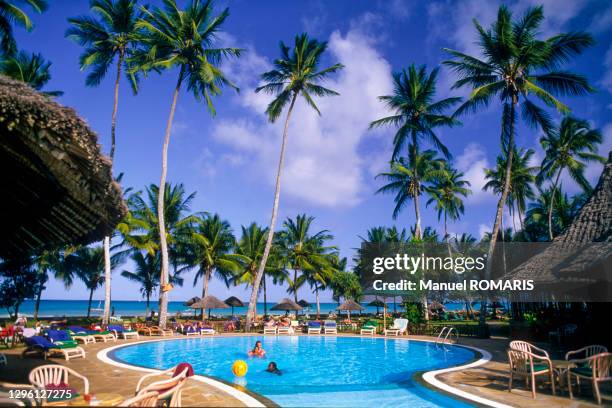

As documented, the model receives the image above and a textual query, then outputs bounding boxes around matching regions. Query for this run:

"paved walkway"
[1,333,608,407]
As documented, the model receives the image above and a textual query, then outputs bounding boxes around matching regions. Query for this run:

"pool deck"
[1,333,608,407]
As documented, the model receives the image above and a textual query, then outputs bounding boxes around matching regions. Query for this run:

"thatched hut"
[0,76,126,258]
[506,152,611,299]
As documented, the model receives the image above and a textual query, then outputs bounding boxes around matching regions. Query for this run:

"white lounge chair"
[323,320,337,334]
[360,321,377,335]
[384,318,408,336]
[307,322,321,334]
[263,326,277,335]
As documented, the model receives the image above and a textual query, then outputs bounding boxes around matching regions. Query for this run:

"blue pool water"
[111,336,476,407]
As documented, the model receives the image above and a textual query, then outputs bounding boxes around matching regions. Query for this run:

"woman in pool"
[266,362,281,375]
[248,341,266,357]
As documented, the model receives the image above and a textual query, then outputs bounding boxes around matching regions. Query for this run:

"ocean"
[2,299,468,318]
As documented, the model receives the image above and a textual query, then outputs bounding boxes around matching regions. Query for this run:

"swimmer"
[248,340,266,357]
[266,362,281,375]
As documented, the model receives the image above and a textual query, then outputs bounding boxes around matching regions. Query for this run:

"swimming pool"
[109,336,477,407]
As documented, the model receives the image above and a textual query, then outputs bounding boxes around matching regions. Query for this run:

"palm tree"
[31,250,69,321]
[525,187,587,240]
[132,0,240,329]
[232,223,286,317]
[443,5,594,315]
[370,65,461,239]
[0,50,62,95]
[187,213,240,317]
[68,246,106,318]
[121,251,159,317]
[0,0,47,54]
[376,147,446,233]
[483,147,538,231]
[276,214,336,314]
[538,117,604,240]
[425,165,471,241]
[245,33,343,330]
[67,0,141,325]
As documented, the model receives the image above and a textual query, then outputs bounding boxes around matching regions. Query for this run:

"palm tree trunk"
[87,287,94,319]
[34,283,43,321]
[481,99,516,327]
[263,273,268,317]
[315,286,320,318]
[413,191,423,240]
[158,69,184,329]
[518,205,525,231]
[102,53,123,326]
[293,269,299,303]
[547,169,562,241]
[245,92,298,331]
[201,266,212,320]
[145,293,150,318]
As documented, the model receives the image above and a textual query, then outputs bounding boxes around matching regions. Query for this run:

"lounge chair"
[263,325,277,335]
[384,318,408,336]
[360,320,377,335]
[149,326,173,336]
[323,320,337,334]
[23,336,85,361]
[120,391,159,407]
[136,324,153,336]
[46,330,80,348]
[29,364,89,398]
[181,324,200,336]
[136,363,192,407]
[108,325,139,340]
[507,348,555,398]
[198,324,215,335]
[68,326,115,343]
[567,352,611,405]
[277,324,294,335]
[307,321,321,334]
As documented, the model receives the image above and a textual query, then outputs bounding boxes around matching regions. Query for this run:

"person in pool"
[248,341,266,357]
[266,362,281,375]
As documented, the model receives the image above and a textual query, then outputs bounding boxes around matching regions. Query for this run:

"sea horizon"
[4,299,468,318]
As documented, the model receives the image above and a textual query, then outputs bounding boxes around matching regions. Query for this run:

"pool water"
[111,336,476,407]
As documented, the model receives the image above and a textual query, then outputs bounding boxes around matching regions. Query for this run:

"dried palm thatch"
[506,152,612,296]
[0,75,127,258]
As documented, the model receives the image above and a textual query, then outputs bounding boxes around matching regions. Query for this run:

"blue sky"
[16,0,611,303]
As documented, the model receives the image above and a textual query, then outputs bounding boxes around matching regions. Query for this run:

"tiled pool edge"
[97,339,269,408]
[418,342,514,408]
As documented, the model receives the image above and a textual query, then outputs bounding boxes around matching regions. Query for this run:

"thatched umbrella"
[337,299,364,322]
[297,299,310,316]
[271,298,302,315]
[0,76,127,258]
[184,296,201,317]
[224,296,244,316]
[367,299,385,314]
[190,295,229,319]
[428,301,445,311]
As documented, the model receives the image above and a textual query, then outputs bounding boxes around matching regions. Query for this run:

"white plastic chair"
[29,364,90,395]
[384,318,408,336]
[135,366,189,407]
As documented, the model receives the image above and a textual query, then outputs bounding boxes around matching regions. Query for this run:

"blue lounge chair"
[107,325,139,340]
[46,330,79,348]
[22,336,85,361]
[68,326,115,342]
[323,320,337,334]
[307,321,321,334]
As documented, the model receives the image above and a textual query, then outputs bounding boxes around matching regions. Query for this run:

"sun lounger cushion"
[308,322,321,327]
[25,336,58,350]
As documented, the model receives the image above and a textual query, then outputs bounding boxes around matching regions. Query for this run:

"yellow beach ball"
[232,360,248,377]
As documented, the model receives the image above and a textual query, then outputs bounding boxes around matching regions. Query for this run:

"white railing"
[435,326,458,345]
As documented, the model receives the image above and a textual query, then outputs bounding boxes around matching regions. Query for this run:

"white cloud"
[478,224,490,239]
[601,47,612,93]
[591,5,612,33]
[212,27,394,207]
[455,143,494,203]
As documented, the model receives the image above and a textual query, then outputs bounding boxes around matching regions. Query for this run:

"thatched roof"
[190,295,229,309]
[337,299,365,311]
[184,296,201,306]
[271,298,302,311]
[297,299,311,308]
[0,76,127,258]
[506,152,612,289]
[224,296,244,307]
